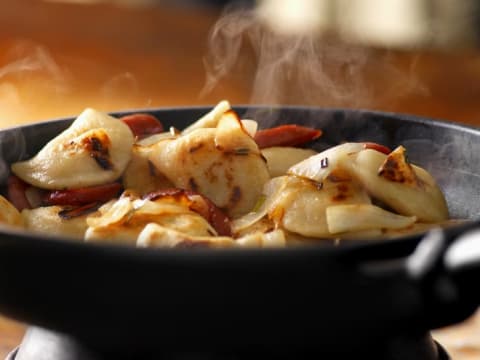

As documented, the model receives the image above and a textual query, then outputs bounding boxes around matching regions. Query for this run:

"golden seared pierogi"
[0,101,453,247]
[147,110,270,218]
[12,108,134,190]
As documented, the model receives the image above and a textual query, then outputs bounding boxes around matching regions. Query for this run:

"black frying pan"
[0,106,478,357]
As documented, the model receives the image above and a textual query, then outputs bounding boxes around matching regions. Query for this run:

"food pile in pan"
[0,101,450,248]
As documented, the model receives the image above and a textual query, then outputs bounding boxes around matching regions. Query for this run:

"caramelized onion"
[326,204,417,234]
[288,142,365,183]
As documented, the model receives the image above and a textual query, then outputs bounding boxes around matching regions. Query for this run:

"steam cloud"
[100,71,141,106]
[0,40,72,94]
[202,6,429,108]
[0,40,143,183]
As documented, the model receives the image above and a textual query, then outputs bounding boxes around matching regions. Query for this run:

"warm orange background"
[0,1,479,358]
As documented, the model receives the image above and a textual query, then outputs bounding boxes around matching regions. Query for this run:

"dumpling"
[148,110,270,217]
[268,175,371,237]
[85,193,217,246]
[348,146,448,222]
[21,205,89,239]
[122,143,174,196]
[12,108,134,189]
[137,223,285,249]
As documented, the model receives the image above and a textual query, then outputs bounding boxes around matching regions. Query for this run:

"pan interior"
[0,106,478,234]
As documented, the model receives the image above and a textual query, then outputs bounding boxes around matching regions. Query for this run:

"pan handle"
[404,228,480,329]
[444,228,480,309]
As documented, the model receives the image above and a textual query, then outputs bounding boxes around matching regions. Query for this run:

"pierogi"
[1,101,451,248]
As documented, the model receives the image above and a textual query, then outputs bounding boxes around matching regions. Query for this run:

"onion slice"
[288,142,365,182]
[0,195,23,227]
[137,223,233,248]
[234,229,286,248]
[326,204,417,234]
[230,177,285,234]
[86,197,132,228]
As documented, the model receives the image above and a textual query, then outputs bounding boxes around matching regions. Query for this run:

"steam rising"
[101,71,140,105]
[0,40,71,94]
[202,6,428,108]
[0,39,149,127]
[0,129,27,184]
[0,40,71,128]
[0,41,144,183]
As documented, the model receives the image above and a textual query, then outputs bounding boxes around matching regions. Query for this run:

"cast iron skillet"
[0,106,478,356]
